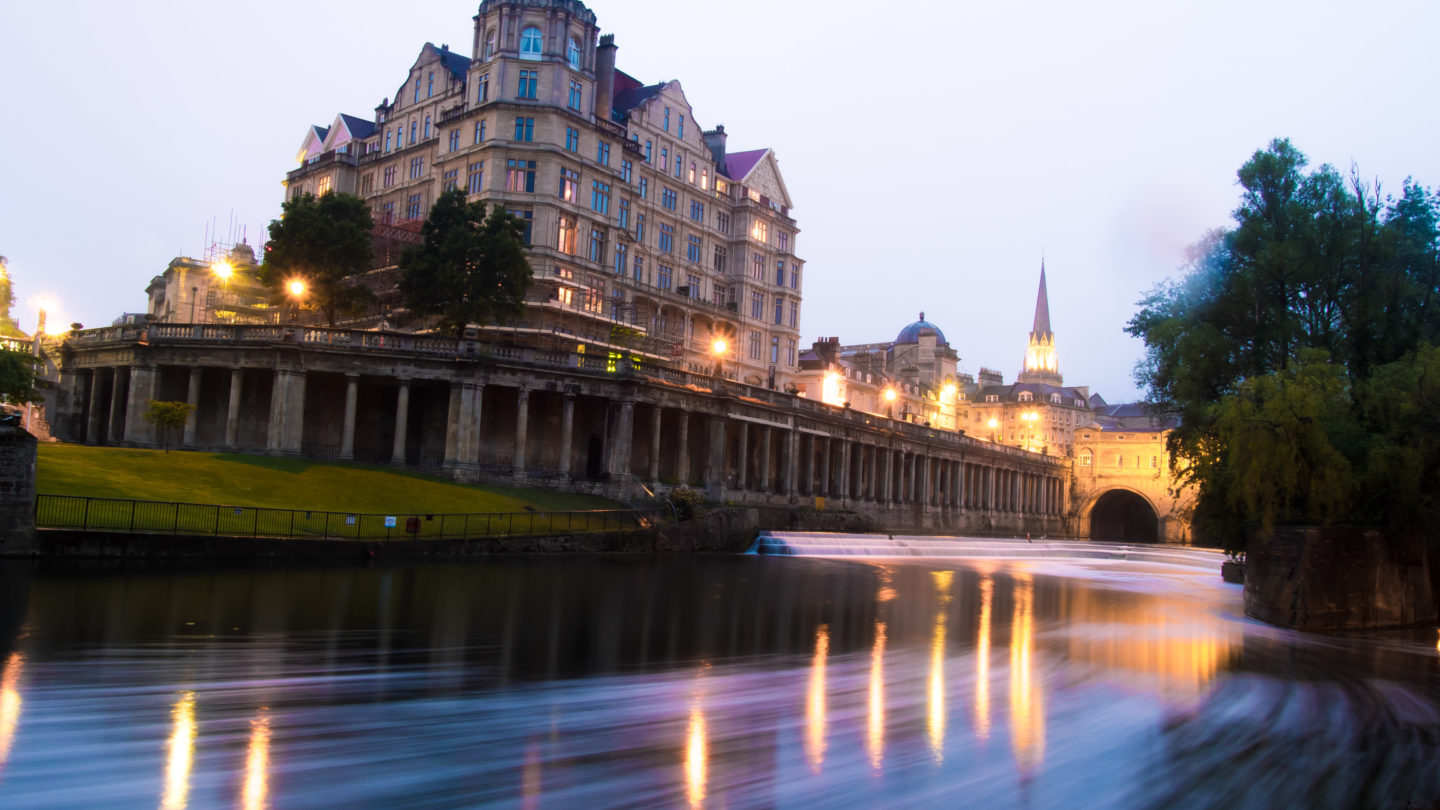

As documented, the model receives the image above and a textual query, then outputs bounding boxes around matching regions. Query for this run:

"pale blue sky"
[4,0,1438,401]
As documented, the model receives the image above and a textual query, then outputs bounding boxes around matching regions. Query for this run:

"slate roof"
[894,312,947,346]
[722,148,767,181]
[1089,402,1178,431]
[438,48,471,81]
[613,81,664,116]
[337,113,376,140]
[974,381,1091,405]
[1032,262,1052,338]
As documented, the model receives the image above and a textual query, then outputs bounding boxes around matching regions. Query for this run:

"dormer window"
[567,36,581,69]
[1018,391,1033,402]
[520,26,543,60]
[1050,393,1061,403]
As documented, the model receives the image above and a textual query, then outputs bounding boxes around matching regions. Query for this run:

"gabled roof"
[337,113,376,141]
[722,148,767,181]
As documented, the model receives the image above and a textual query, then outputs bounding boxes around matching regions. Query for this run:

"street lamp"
[883,386,897,419]
[286,278,307,322]
[211,260,233,324]
[987,417,999,443]
[710,337,727,379]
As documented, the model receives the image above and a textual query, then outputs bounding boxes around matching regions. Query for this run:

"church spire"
[1018,260,1062,385]
[1031,260,1052,340]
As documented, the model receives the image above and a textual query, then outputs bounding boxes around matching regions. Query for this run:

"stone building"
[145,244,273,326]
[1072,403,1193,542]
[282,0,805,389]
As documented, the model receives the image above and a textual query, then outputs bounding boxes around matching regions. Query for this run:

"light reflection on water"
[0,556,1435,808]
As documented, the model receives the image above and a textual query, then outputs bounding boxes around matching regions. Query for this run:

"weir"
[749,531,1222,570]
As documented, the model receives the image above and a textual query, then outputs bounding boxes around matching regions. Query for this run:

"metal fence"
[34,494,666,541]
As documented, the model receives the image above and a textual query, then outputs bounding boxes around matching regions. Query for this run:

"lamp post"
[211,260,232,324]
[286,278,307,323]
[987,417,999,444]
[710,337,727,380]
[883,386,897,420]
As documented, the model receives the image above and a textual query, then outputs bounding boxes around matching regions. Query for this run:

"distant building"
[145,244,274,325]
[280,0,806,389]
[1072,402,1193,542]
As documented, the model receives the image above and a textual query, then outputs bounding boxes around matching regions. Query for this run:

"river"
[0,549,1435,808]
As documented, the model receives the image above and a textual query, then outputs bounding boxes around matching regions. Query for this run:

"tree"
[261,192,376,326]
[0,257,24,338]
[142,400,196,453]
[0,347,39,405]
[399,190,532,336]
[1127,139,1440,550]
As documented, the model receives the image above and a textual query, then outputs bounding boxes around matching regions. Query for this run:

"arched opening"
[1089,490,1159,543]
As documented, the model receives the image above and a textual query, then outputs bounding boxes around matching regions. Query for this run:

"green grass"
[37,444,619,515]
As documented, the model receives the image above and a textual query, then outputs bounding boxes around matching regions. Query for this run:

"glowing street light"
[710,337,727,379]
[211,260,233,323]
[286,279,307,322]
[987,417,999,443]
[883,386,897,419]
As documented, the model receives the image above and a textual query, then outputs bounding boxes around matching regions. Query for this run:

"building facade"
[282,0,805,389]
[145,243,273,326]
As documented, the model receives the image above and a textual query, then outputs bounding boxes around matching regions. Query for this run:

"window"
[383,165,397,187]
[679,115,685,139]
[776,261,785,286]
[507,208,533,244]
[591,180,610,214]
[618,198,629,230]
[556,287,573,306]
[467,161,484,194]
[396,125,403,148]
[621,159,632,183]
[713,283,728,307]
[633,255,644,283]
[774,296,783,325]
[985,395,998,403]
[557,216,577,255]
[406,194,422,220]
[423,115,430,139]
[565,127,580,152]
[568,80,583,111]
[448,129,460,152]
[636,214,645,243]
[588,228,605,263]
[663,107,670,131]
[567,36,582,68]
[675,155,682,178]
[474,120,486,144]
[786,338,797,367]
[520,26,543,59]
[790,264,799,289]
[688,161,696,184]
[749,331,761,360]
[414,77,420,104]
[614,243,627,275]
[442,168,458,190]
[360,174,373,195]
[778,232,789,252]
[584,283,602,314]
[427,72,434,98]
[644,140,652,162]
[1080,450,1093,467]
[716,212,730,234]
[1050,393,1062,403]
[381,201,394,224]
[751,220,768,242]
[660,148,668,173]
[751,253,763,280]
[686,273,701,298]
[638,177,648,199]
[1018,391,1033,402]
[484,29,496,59]
[505,159,536,192]
[409,157,424,179]
[317,176,331,195]
[713,246,727,272]
[700,168,709,190]
[750,291,763,318]
[559,168,579,203]
[686,234,701,263]
[1151,455,1159,468]
[477,73,489,102]
[385,131,392,152]
[771,336,780,364]
[517,70,538,100]
[596,141,610,166]
[1117,454,1125,468]
[410,121,417,144]
[689,200,703,221]
[789,300,798,328]
[514,117,534,141]
[657,264,672,291]
[657,223,673,253]
[661,187,676,210]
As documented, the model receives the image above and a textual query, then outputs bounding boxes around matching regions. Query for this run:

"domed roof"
[894,312,947,346]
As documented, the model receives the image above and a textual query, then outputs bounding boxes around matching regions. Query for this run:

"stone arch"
[1082,486,1161,543]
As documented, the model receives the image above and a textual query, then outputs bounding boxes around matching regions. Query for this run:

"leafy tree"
[261,192,376,326]
[0,347,39,405]
[142,400,196,453]
[1128,139,1440,550]
[0,257,23,338]
[399,190,532,336]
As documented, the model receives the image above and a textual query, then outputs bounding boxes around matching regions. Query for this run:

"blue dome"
[894,312,947,345]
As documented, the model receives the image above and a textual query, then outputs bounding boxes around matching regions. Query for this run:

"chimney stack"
[594,34,617,123]
[703,124,728,169]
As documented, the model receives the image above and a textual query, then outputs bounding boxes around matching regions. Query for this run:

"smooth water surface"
[0,551,1436,808]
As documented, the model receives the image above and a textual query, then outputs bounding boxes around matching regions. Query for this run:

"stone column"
[736,421,749,490]
[339,373,360,461]
[867,444,878,502]
[705,416,726,496]
[182,368,202,448]
[784,429,798,496]
[123,365,157,446]
[608,399,634,478]
[758,426,771,495]
[225,369,243,449]
[443,383,463,467]
[802,435,814,496]
[513,387,530,476]
[881,448,893,504]
[282,370,307,455]
[647,404,661,483]
[560,393,576,478]
[838,440,850,502]
[820,437,832,497]
[107,367,128,445]
[86,369,107,444]
[675,412,690,485]
[391,379,411,465]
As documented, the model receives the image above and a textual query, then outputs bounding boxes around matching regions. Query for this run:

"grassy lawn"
[37,444,619,516]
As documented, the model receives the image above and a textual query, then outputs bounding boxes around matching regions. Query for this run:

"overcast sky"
[5,0,1438,401]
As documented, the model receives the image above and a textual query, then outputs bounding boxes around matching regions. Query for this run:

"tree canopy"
[142,400,196,453]
[399,190,532,336]
[261,192,376,326]
[0,257,25,338]
[0,347,39,405]
[1127,139,1440,549]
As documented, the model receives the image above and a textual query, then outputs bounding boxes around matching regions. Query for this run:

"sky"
[4,0,1439,401]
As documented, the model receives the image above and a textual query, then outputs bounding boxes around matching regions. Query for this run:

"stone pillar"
[802,435,814,496]
[676,412,690,485]
[86,369,107,444]
[609,399,634,478]
[736,422,749,490]
[225,369,243,449]
[443,383,463,467]
[514,387,530,475]
[560,393,576,478]
[339,373,360,461]
[647,404,661,483]
[391,379,411,465]
[867,444,878,502]
[820,438,832,497]
[882,448,893,504]
[784,429,798,496]
[836,440,849,502]
[123,365,157,446]
[758,426,771,495]
[182,368,202,448]
[107,367,128,445]
[705,416,726,497]
[282,370,307,455]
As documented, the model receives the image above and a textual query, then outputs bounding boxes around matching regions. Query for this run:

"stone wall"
[1244,526,1438,631]
[0,425,37,555]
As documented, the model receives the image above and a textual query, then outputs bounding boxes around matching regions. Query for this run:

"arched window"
[1079,449,1092,467]
[484,29,496,59]
[520,26,543,60]
[567,36,581,68]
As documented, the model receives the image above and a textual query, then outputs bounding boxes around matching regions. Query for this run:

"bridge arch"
[1082,486,1161,543]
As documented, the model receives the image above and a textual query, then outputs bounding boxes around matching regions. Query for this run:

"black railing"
[35,494,666,541]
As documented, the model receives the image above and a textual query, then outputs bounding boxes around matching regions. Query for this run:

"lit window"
[559,168,579,202]
[520,27,543,60]
[505,159,535,192]
[317,176,331,195]
[700,168,709,190]
[557,216,577,255]
[1080,450,1092,467]
[751,220,768,242]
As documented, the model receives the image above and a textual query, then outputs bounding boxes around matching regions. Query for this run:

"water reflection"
[0,557,1435,808]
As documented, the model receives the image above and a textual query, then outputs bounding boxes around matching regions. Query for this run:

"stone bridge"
[49,323,1070,535]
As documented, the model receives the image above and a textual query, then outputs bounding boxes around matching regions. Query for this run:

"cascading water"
[749,531,1223,570]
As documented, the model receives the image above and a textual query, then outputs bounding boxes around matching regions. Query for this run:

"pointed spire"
[1031,260,1052,339]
